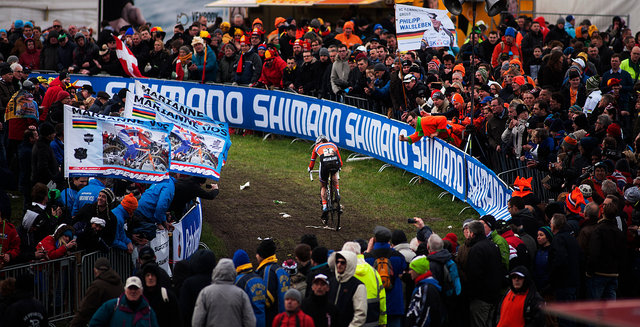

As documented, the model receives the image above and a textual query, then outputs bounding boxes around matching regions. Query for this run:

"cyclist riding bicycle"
[118,127,153,161]
[308,135,343,214]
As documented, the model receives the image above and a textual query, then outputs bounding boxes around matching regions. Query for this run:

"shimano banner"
[63,105,173,183]
[172,201,203,262]
[49,74,510,219]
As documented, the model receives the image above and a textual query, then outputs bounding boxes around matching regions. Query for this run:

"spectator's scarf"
[175,53,192,81]
[236,52,245,74]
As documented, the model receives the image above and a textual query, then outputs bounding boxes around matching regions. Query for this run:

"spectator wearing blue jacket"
[189,37,217,82]
[72,177,108,216]
[365,226,407,327]
[111,193,137,253]
[135,176,175,227]
[233,249,267,327]
[50,123,64,167]
[58,176,88,213]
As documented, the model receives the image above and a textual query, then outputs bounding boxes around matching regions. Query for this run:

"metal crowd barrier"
[0,254,79,322]
[0,249,134,323]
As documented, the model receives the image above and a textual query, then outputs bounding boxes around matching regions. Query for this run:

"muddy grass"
[202,159,371,259]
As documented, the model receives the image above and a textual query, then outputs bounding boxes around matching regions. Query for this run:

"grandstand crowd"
[0,5,640,327]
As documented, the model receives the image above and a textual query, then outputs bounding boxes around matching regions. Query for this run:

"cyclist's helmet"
[315,135,328,145]
[282,258,298,275]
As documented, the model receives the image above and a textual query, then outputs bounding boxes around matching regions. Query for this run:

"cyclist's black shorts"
[319,154,341,183]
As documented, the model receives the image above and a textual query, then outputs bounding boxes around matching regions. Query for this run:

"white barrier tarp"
[535,0,638,34]
[0,1,98,32]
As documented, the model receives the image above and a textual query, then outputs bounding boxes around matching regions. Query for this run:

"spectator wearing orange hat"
[235,35,262,85]
[112,193,138,253]
[335,21,361,49]
[258,49,287,88]
[269,17,286,39]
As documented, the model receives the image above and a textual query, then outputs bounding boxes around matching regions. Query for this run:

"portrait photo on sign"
[421,12,455,49]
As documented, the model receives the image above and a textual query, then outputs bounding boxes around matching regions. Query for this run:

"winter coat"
[73,221,109,253]
[57,42,77,71]
[89,293,159,327]
[586,218,626,276]
[256,255,291,325]
[72,178,105,216]
[490,230,511,270]
[235,51,262,85]
[50,137,64,167]
[305,262,334,296]
[0,220,20,265]
[258,56,287,88]
[217,53,239,83]
[70,268,123,327]
[500,230,531,269]
[364,243,406,316]
[295,58,321,95]
[330,57,351,94]
[549,226,581,289]
[192,258,256,327]
[135,177,175,224]
[19,46,40,70]
[179,249,217,327]
[72,36,99,71]
[301,293,338,327]
[393,242,416,264]
[75,202,117,247]
[235,268,267,327]
[465,234,505,304]
[406,275,443,327]
[1,290,48,327]
[328,251,367,327]
[496,266,544,327]
[37,234,68,260]
[192,45,218,82]
[31,137,58,186]
[146,50,172,79]
[143,284,182,327]
[353,253,386,326]
[40,43,59,71]
[272,309,315,327]
[111,205,132,251]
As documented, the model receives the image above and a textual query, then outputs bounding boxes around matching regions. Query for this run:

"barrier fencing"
[0,249,133,323]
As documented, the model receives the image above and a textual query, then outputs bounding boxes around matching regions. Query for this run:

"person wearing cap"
[70,258,123,327]
[90,276,159,327]
[342,241,387,326]
[231,249,266,327]
[335,21,361,49]
[495,265,543,326]
[302,273,338,327]
[0,63,15,109]
[406,255,444,327]
[89,90,110,113]
[491,27,522,68]
[235,35,262,85]
[327,250,367,327]
[55,32,76,72]
[110,193,137,254]
[255,49,285,88]
[463,220,505,327]
[189,36,218,83]
[71,176,108,216]
[71,32,99,75]
[272,288,314,326]
[364,226,406,326]
[192,258,256,327]
[544,17,571,48]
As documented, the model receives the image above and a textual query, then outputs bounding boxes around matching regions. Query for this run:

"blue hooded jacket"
[111,204,132,250]
[192,44,218,82]
[72,178,105,216]
[135,177,175,224]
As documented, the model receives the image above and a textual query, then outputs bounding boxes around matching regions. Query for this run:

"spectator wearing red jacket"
[258,50,287,88]
[272,289,315,327]
[36,224,76,261]
[0,212,21,268]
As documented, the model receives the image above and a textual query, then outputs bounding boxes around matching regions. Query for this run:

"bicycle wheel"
[331,179,341,231]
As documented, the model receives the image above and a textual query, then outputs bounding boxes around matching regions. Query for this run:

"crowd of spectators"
[0,6,640,327]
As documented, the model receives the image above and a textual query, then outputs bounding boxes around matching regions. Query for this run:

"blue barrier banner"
[63,105,173,183]
[466,155,512,220]
[172,201,202,262]
[50,74,511,218]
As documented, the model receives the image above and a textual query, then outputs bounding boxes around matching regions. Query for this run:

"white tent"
[0,1,99,31]
[535,0,638,33]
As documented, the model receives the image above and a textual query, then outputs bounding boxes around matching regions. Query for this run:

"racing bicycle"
[310,169,341,231]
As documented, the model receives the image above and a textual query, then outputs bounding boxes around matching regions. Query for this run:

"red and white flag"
[113,35,144,78]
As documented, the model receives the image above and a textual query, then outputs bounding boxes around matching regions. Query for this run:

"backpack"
[372,248,395,290]
[442,259,462,297]
[262,263,290,312]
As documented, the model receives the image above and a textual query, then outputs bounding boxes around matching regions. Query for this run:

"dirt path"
[202,161,374,258]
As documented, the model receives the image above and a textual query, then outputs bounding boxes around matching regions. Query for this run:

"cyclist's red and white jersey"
[309,142,343,170]
[119,127,152,147]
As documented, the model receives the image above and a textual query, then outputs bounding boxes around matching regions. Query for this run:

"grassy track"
[200,134,474,253]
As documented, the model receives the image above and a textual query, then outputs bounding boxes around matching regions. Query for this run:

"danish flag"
[113,35,144,78]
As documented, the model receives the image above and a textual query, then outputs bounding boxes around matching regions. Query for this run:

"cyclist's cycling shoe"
[321,211,328,225]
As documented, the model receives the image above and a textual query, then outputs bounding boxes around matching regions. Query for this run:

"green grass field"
[199,134,474,253]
